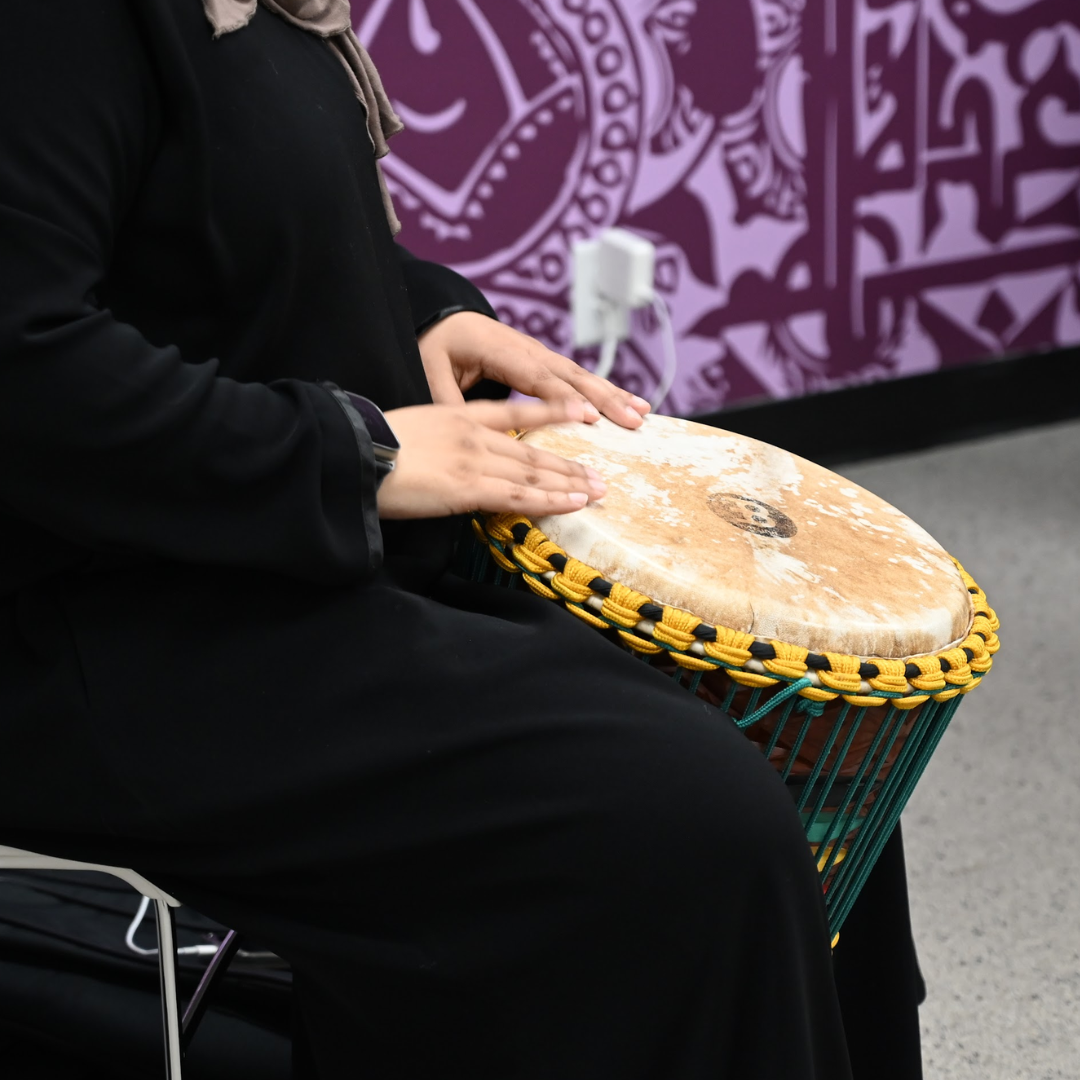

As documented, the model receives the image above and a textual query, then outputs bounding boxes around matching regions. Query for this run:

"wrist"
[324,386,400,487]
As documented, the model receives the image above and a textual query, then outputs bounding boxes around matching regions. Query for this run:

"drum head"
[521,415,973,658]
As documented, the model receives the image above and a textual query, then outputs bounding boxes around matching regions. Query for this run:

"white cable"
[595,333,620,381]
[124,895,225,958]
[125,895,158,956]
[649,293,678,411]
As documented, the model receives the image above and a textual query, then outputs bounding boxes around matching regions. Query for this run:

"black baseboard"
[693,346,1080,467]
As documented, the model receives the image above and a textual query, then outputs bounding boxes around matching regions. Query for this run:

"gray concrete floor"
[840,418,1080,1080]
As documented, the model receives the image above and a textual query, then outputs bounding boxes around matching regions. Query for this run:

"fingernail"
[568,492,589,507]
[564,400,586,421]
[583,403,601,422]
[585,468,604,482]
[631,396,651,411]
[625,406,643,423]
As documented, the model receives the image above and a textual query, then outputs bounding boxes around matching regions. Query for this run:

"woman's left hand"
[418,311,651,430]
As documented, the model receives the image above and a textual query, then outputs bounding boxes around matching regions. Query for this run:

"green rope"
[735,678,814,729]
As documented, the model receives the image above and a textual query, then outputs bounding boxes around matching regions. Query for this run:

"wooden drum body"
[470,416,999,933]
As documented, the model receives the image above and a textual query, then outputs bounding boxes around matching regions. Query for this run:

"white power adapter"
[598,228,656,310]
[571,228,677,409]
[572,228,656,351]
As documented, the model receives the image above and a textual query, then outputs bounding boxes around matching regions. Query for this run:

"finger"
[474,333,601,418]
[561,363,652,429]
[483,429,601,484]
[473,477,591,518]
[547,344,650,414]
[464,397,587,432]
[422,351,467,406]
[482,438,607,498]
[478,453,603,500]
[517,344,651,429]
[511,359,604,423]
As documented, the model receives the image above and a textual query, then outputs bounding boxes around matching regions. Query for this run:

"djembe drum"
[469,415,999,935]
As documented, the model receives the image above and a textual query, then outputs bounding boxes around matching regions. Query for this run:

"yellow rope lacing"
[475,515,1000,710]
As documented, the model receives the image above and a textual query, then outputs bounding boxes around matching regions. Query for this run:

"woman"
[0,3,902,1077]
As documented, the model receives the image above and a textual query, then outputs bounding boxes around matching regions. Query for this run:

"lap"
[2,565,803,878]
[0,564,849,1080]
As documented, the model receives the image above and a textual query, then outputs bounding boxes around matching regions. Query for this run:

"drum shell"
[698,674,920,782]
[603,634,918,788]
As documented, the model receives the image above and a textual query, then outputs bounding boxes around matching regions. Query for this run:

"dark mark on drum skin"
[708,493,798,540]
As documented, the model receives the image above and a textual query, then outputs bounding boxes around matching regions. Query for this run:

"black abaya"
[0,3,919,1077]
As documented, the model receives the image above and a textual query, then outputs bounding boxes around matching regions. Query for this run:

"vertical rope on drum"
[802,703,861,866]
[836,704,940,918]
[721,680,740,715]
[827,698,950,927]
[814,703,899,891]
[791,702,848,821]
[831,694,963,929]
[825,702,913,921]
[780,711,816,786]
[763,695,800,764]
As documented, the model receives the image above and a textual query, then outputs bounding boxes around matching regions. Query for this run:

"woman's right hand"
[377,400,607,521]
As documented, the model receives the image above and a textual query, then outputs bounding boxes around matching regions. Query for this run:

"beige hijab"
[203,0,404,233]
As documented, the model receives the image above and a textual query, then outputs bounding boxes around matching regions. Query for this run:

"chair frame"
[0,845,241,1079]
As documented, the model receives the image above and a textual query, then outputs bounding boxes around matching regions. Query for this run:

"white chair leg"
[154,898,184,1080]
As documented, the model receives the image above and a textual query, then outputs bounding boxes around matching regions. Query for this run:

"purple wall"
[353,0,1080,415]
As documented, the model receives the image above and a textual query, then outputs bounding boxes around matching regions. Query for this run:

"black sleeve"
[394,247,510,402]
[0,2,382,586]
[395,245,499,336]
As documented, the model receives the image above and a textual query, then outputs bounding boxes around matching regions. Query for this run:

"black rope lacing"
[501,523,982,681]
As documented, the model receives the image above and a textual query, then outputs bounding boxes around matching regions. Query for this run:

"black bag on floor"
[0,870,291,1079]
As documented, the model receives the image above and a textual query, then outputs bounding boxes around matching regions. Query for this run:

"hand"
[418,311,651,429]
[377,399,607,521]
